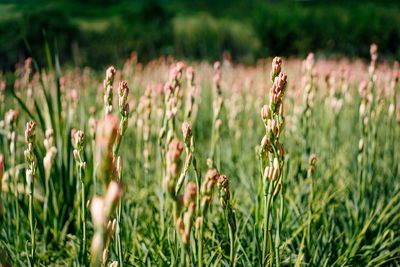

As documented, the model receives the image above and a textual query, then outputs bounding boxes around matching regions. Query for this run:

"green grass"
[0,53,399,266]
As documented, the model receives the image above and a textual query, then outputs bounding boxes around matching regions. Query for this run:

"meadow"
[0,45,399,266]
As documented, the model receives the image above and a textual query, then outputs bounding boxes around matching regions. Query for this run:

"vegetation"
[0,41,399,266]
[0,0,399,70]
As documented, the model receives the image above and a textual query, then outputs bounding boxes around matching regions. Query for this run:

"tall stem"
[79,165,86,265]
[228,218,235,266]
[29,175,35,266]
[198,217,203,267]
[11,144,20,248]
[262,182,273,266]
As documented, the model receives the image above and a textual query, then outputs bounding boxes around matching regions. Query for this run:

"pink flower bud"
[104,181,124,213]
[91,196,106,228]
[183,182,197,206]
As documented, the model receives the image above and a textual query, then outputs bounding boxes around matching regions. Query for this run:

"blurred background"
[0,0,399,70]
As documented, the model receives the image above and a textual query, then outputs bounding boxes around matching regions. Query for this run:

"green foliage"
[0,1,400,70]
[173,14,260,63]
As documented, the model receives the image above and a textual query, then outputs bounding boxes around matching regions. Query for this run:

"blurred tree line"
[0,0,399,70]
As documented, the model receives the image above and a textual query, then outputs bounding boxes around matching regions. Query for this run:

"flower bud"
[358,138,364,151]
[182,121,192,146]
[74,130,85,149]
[96,114,118,183]
[271,57,282,81]
[26,169,33,186]
[273,157,279,170]
[25,120,36,144]
[105,66,116,86]
[261,105,270,122]
[91,196,106,228]
[183,182,197,207]
[104,181,124,214]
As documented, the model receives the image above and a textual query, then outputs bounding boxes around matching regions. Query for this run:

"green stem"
[185,247,190,267]
[274,193,281,267]
[198,216,203,267]
[228,219,235,267]
[262,181,273,266]
[29,175,35,266]
[80,166,86,265]
[117,200,123,267]
[11,144,20,248]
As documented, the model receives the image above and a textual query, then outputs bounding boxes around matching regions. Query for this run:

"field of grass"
[0,45,399,266]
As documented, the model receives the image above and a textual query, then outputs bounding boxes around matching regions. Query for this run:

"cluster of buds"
[43,129,57,179]
[302,53,316,118]
[263,57,287,135]
[72,130,86,171]
[90,181,124,266]
[164,62,185,121]
[182,121,193,149]
[118,81,130,120]
[5,109,19,154]
[24,121,37,188]
[68,89,79,119]
[213,61,222,95]
[358,81,373,120]
[174,122,195,195]
[209,62,224,165]
[369,43,378,78]
[185,66,197,119]
[176,182,197,246]
[307,154,317,178]
[199,168,219,217]
[165,62,185,99]
[259,57,288,198]
[159,63,185,151]
[212,62,224,117]
[263,157,280,182]
[217,174,236,235]
[269,72,287,113]
[163,138,184,199]
[23,57,33,82]
[103,66,116,115]
[270,57,282,81]
[88,107,97,141]
[138,88,152,166]
[303,53,315,74]
[217,175,230,211]
[114,81,130,155]
[95,114,118,185]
